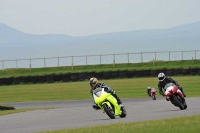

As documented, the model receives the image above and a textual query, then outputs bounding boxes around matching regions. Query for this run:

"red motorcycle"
[164,83,187,110]
[149,88,157,100]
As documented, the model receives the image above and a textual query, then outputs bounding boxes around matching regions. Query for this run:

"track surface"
[0,97,200,133]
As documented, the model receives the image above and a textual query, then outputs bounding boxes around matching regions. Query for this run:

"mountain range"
[0,22,200,60]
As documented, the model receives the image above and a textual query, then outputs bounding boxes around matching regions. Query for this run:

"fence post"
[16,59,18,70]
[2,61,4,71]
[113,54,115,67]
[155,51,156,61]
[195,50,196,60]
[100,55,101,65]
[169,51,170,61]
[182,51,183,60]
[127,53,129,63]
[71,56,74,70]
[86,55,87,66]
[30,58,32,70]
[58,57,60,67]
[44,58,46,68]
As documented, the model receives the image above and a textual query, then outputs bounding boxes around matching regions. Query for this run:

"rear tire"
[120,107,127,118]
[103,104,115,119]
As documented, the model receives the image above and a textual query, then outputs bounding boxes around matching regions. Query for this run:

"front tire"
[183,101,187,109]
[151,94,156,100]
[173,95,184,110]
[102,104,115,119]
[153,95,156,100]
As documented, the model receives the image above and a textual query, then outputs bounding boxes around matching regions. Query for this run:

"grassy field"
[0,76,199,102]
[0,60,200,78]
[1,60,199,133]
[37,114,200,133]
[1,76,199,133]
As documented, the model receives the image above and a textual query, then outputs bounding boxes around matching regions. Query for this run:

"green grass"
[37,114,200,133]
[1,60,199,132]
[0,75,199,132]
[0,76,199,102]
[0,107,57,116]
[0,60,200,78]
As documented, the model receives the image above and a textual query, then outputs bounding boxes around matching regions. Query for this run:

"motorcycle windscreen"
[95,91,102,97]
[93,87,103,97]
[164,83,175,90]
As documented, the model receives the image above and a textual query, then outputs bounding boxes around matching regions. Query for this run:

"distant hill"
[0,23,74,46]
[0,22,200,60]
[1,22,200,47]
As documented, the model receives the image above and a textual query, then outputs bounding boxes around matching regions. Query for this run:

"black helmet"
[89,77,98,89]
[158,72,165,81]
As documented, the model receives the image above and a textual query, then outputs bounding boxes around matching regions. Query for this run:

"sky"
[0,0,200,37]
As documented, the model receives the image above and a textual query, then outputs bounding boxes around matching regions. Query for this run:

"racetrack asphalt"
[0,97,200,133]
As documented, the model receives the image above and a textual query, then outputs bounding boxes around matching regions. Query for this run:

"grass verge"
[0,107,57,116]
[0,76,199,102]
[37,114,200,133]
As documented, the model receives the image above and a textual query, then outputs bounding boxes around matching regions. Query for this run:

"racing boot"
[92,104,100,110]
[179,87,186,97]
[182,91,186,97]
[166,97,169,101]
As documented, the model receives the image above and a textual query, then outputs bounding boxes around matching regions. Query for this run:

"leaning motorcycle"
[92,87,127,119]
[149,88,157,100]
[164,83,187,110]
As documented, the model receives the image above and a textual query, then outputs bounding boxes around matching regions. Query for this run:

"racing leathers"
[90,82,122,108]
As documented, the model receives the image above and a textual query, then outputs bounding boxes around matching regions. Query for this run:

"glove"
[175,82,179,86]
[90,89,93,94]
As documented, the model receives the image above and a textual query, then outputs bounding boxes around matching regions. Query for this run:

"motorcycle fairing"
[165,84,184,98]
[93,88,122,116]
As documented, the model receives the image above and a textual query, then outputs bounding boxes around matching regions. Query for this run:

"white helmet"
[158,72,165,81]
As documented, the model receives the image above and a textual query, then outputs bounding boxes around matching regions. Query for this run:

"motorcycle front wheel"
[183,101,187,109]
[173,95,184,110]
[103,104,115,119]
[151,94,156,100]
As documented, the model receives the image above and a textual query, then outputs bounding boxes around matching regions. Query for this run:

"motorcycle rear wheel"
[120,107,127,118]
[103,104,115,119]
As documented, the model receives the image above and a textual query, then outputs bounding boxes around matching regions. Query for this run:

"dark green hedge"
[0,68,199,85]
